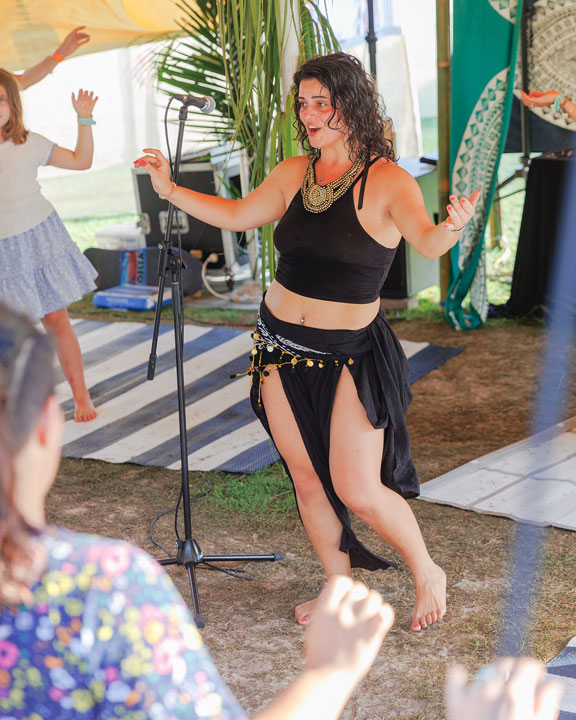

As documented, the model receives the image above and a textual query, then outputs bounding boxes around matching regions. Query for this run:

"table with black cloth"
[493,155,576,318]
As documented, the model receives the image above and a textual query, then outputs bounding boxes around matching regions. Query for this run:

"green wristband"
[77,116,96,125]
[553,94,567,113]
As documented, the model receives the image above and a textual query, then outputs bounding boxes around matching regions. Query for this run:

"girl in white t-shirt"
[0,68,98,422]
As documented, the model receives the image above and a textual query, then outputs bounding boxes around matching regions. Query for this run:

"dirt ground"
[48,313,576,719]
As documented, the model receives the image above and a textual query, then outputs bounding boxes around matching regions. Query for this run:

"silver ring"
[473,664,510,684]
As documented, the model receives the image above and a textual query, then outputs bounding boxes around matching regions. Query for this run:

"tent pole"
[366,0,377,78]
[519,0,531,169]
[436,0,451,303]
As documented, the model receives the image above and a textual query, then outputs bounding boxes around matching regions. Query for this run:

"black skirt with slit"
[248,299,419,572]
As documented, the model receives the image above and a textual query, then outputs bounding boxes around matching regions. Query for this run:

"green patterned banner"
[445,0,521,330]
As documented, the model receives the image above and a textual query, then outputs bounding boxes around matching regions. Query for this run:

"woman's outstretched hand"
[445,657,564,720]
[521,90,559,108]
[444,189,481,232]
[72,89,98,119]
[134,149,173,198]
[304,576,394,683]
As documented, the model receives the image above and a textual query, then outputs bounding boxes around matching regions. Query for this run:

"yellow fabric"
[0,0,185,71]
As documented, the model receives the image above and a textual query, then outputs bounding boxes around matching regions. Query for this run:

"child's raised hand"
[72,89,98,119]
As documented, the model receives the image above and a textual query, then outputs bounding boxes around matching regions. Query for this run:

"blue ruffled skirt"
[0,211,98,321]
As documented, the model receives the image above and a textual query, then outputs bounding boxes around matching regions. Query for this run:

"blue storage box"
[92,284,172,311]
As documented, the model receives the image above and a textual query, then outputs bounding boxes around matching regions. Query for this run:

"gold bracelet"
[158,182,177,201]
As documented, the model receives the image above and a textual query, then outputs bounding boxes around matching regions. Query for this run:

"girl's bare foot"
[411,563,446,631]
[295,598,317,626]
[74,395,97,422]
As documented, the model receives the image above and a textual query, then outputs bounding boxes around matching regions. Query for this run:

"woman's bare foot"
[74,395,97,422]
[295,598,318,626]
[411,563,446,631]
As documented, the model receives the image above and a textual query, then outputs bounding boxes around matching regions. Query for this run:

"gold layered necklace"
[301,152,366,213]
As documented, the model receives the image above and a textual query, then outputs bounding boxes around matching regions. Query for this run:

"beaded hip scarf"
[232,311,359,404]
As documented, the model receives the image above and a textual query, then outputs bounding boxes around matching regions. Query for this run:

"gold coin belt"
[301,153,366,213]
[231,331,356,404]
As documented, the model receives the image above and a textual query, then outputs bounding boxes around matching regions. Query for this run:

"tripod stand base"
[158,539,283,627]
[200,553,284,563]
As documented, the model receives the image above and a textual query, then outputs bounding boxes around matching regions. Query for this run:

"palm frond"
[154,0,339,285]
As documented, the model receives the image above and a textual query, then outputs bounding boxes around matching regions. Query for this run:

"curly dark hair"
[292,52,395,161]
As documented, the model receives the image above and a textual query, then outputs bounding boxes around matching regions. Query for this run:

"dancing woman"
[135,52,479,631]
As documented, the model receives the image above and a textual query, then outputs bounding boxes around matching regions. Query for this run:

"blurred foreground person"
[0,303,394,719]
[446,657,564,720]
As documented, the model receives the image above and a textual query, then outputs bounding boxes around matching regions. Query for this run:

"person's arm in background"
[17,27,90,90]
[521,90,576,122]
[445,657,564,720]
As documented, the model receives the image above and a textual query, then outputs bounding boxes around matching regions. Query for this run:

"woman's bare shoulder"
[275,155,310,174]
[266,155,309,187]
[371,157,420,188]
[372,156,402,173]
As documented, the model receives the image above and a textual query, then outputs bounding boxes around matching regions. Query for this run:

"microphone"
[172,93,216,114]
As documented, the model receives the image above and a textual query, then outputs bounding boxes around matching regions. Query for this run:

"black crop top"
[273,157,397,304]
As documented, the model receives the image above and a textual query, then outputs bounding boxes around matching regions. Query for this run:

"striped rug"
[59,319,461,473]
[548,636,576,720]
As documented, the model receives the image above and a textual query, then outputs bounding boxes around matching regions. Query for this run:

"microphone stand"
[147,99,282,628]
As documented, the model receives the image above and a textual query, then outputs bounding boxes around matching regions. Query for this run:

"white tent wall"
[346,34,422,158]
[392,0,438,120]
[324,0,423,158]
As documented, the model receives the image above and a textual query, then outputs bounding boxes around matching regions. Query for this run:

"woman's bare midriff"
[265,280,380,330]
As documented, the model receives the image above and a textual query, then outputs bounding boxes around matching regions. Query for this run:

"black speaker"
[132,154,244,270]
[380,216,439,300]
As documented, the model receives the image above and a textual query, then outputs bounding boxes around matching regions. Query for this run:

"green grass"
[386,281,519,325]
[201,463,296,518]
[420,116,438,156]
[63,214,139,253]
[68,293,259,327]
[40,164,137,220]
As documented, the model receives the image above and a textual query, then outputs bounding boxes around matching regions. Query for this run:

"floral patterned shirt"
[0,527,247,719]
